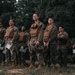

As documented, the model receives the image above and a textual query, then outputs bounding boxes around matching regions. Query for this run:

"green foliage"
[0,0,16,15]
[0,0,75,37]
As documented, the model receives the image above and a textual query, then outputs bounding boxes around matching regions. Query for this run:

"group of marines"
[0,13,69,69]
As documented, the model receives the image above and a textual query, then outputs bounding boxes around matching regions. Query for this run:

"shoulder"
[52,25,57,31]
[39,22,45,29]
[25,31,29,36]
[53,25,57,29]
[39,22,44,26]
[14,26,18,29]
[2,27,6,31]
[64,32,68,36]
[64,31,68,34]
[14,26,18,31]
[31,23,34,27]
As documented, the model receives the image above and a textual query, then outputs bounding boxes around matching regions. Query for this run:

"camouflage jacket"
[47,25,57,44]
[30,22,45,43]
[0,27,5,45]
[0,27,5,39]
[57,31,69,45]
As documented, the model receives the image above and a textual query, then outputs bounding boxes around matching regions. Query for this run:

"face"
[59,27,64,32]
[9,20,14,26]
[21,26,25,31]
[48,18,54,24]
[33,14,39,21]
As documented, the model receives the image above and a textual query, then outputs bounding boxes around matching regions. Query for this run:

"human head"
[9,19,15,27]
[32,13,39,21]
[21,26,25,31]
[59,26,64,32]
[48,18,54,25]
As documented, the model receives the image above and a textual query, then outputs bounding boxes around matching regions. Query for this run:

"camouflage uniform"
[29,22,45,66]
[0,27,5,64]
[57,32,69,67]
[3,26,18,65]
[18,31,29,66]
[11,32,20,66]
[43,24,57,66]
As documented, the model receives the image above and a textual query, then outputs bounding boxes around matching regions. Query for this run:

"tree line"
[0,0,75,38]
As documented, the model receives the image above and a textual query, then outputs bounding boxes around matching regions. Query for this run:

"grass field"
[0,64,75,75]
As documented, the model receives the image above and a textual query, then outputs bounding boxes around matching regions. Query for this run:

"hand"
[27,42,29,46]
[36,41,40,45]
[58,33,62,37]
[44,42,49,47]
[58,32,63,36]
[9,40,13,44]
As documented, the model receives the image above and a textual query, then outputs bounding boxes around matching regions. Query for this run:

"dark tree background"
[0,0,75,38]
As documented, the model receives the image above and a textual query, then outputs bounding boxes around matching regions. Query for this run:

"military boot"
[11,61,15,66]
[29,63,34,68]
[37,64,42,69]
[1,61,5,66]
[56,63,60,67]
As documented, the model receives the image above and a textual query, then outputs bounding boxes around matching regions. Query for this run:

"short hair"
[48,17,55,21]
[33,12,39,17]
[9,19,15,23]
[59,25,64,29]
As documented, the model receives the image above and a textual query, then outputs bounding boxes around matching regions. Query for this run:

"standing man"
[18,26,29,66]
[29,13,45,69]
[57,26,69,67]
[0,21,5,65]
[43,17,57,67]
[4,19,18,65]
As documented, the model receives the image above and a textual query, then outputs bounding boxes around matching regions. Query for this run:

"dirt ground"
[0,64,75,75]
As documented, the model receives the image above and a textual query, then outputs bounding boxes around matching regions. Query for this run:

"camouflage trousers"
[0,39,5,64]
[2,40,11,64]
[44,43,58,65]
[11,43,21,65]
[0,50,5,64]
[57,45,68,67]
[29,37,44,65]
[3,48,16,64]
[3,48,11,64]
[3,43,12,64]
[19,42,28,65]
[3,42,21,65]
